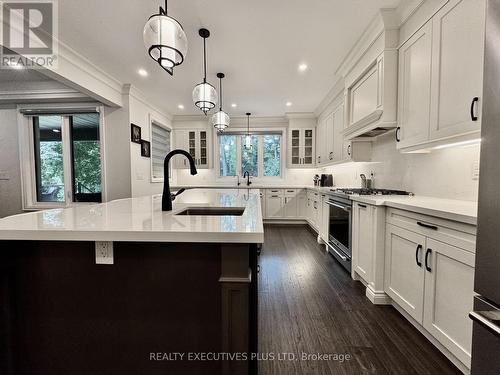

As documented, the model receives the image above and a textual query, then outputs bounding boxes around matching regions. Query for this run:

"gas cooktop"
[333,188,412,196]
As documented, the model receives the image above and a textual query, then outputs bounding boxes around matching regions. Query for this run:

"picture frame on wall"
[141,140,151,158]
[131,123,141,144]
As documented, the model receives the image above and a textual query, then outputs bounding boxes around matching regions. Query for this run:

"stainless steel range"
[325,188,411,272]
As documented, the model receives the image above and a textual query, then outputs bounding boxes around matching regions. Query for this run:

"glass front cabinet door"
[175,129,210,169]
[288,128,315,168]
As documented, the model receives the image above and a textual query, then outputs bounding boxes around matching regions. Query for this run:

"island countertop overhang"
[0,189,264,243]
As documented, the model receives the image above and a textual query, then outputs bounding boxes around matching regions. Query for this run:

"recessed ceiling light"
[231,103,237,108]
[286,102,292,107]
[177,104,185,109]
[138,68,148,77]
[298,63,308,72]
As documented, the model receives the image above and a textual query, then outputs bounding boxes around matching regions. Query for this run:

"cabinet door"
[429,0,485,140]
[326,113,335,162]
[266,196,283,218]
[397,21,432,149]
[302,129,314,165]
[198,130,208,167]
[283,196,298,218]
[319,196,329,242]
[349,63,379,125]
[298,193,307,218]
[352,202,374,283]
[333,104,344,162]
[316,120,327,165]
[173,130,188,168]
[289,129,301,166]
[423,238,475,368]
[385,224,426,323]
[260,191,266,219]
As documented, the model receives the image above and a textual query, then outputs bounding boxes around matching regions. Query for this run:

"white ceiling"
[57,0,401,117]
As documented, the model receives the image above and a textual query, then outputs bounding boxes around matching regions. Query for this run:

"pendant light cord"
[203,37,207,83]
[219,76,223,111]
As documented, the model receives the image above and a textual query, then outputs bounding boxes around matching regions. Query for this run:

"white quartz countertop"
[0,189,264,243]
[349,195,478,225]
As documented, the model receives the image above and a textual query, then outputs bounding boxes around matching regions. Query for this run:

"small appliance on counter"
[313,174,320,187]
[320,174,333,187]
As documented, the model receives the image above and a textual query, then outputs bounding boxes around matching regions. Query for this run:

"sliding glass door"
[31,113,102,205]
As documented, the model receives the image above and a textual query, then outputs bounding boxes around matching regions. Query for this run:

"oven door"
[326,199,352,271]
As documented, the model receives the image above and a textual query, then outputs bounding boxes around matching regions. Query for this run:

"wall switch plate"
[95,241,114,264]
[472,162,480,180]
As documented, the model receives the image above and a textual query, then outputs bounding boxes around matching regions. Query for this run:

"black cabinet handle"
[358,204,367,208]
[417,221,438,230]
[396,127,401,142]
[415,244,422,267]
[470,97,479,121]
[425,248,432,272]
[347,144,351,156]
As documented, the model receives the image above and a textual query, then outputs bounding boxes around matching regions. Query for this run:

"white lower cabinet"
[265,190,284,218]
[422,238,475,368]
[352,203,375,283]
[384,215,476,370]
[297,191,307,219]
[319,195,329,243]
[385,224,426,323]
[283,190,298,218]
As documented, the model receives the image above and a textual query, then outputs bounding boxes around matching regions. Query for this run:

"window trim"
[215,127,286,183]
[148,113,173,183]
[17,103,106,210]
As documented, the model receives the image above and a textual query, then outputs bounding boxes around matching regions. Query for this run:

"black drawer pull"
[358,204,367,208]
[347,144,351,156]
[470,97,479,121]
[415,244,422,267]
[396,126,401,142]
[417,221,438,230]
[425,248,432,272]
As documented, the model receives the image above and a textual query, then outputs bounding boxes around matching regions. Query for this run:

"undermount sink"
[175,207,245,216]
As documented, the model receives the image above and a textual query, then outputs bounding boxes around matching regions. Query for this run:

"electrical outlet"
[472,162,480,180]
[95,241,114,264]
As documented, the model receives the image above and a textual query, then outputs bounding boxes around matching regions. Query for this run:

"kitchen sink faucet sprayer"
[162,149,197,211]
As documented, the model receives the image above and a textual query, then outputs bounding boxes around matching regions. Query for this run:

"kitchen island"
[0,189,263,375]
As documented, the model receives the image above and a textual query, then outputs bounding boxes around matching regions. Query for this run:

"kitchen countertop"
[0,189,264,243]
[349,195,478,225]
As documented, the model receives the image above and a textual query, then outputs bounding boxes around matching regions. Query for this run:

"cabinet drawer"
[386,208,476,253]
[266,189,284,197]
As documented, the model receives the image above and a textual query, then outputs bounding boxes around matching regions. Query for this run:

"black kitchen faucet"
[162,149,197,211]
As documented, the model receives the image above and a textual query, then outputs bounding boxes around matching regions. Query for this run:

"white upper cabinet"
[173,128,211,169]
[397,21,433,149]
[429,0,485,140]
[288,128,315,168]
[349,63,381,126]
[397,0,485,151]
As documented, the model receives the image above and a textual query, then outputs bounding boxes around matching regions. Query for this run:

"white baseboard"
[365,285,392,305]
[391,302,470,375]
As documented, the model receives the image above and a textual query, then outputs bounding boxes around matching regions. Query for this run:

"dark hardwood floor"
[258,225,461,375]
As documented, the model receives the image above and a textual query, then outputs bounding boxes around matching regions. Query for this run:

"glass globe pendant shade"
[143,5,187,76]
[244,135,253,150]
[212,110,230,132]
[192,81,217,114]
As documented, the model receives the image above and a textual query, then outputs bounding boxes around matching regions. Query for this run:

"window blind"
[151,123,171,179]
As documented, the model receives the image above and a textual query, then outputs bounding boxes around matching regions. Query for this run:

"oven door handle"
[326,200,351,212]
[326,242,349,262]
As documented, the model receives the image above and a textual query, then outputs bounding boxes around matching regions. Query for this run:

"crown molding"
[314,78,345,117]
[285,112,316,119]
[123,84,173,122]
[172,114,288,125]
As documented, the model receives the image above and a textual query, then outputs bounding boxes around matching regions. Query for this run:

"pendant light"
[192,28,217,115]
[212,73,230,132]
[143,0,187,76]
[244,112,252,150]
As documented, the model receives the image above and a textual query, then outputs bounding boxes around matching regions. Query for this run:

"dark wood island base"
[0,241,259,375]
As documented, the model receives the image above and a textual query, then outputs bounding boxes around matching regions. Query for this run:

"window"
[218,132,282,178]
[25,111,103,207]
[151,122,171,180]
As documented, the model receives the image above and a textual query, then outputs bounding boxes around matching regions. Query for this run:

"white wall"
[128,91,174,197]
[320,132,480,201]
[0,107,23,217]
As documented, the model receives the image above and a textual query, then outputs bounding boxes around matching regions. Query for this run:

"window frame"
[149,113,173,183]
[18,103,106,210]
[215,127,286,183]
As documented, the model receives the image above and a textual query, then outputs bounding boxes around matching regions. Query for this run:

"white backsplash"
[320,133,480,201]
